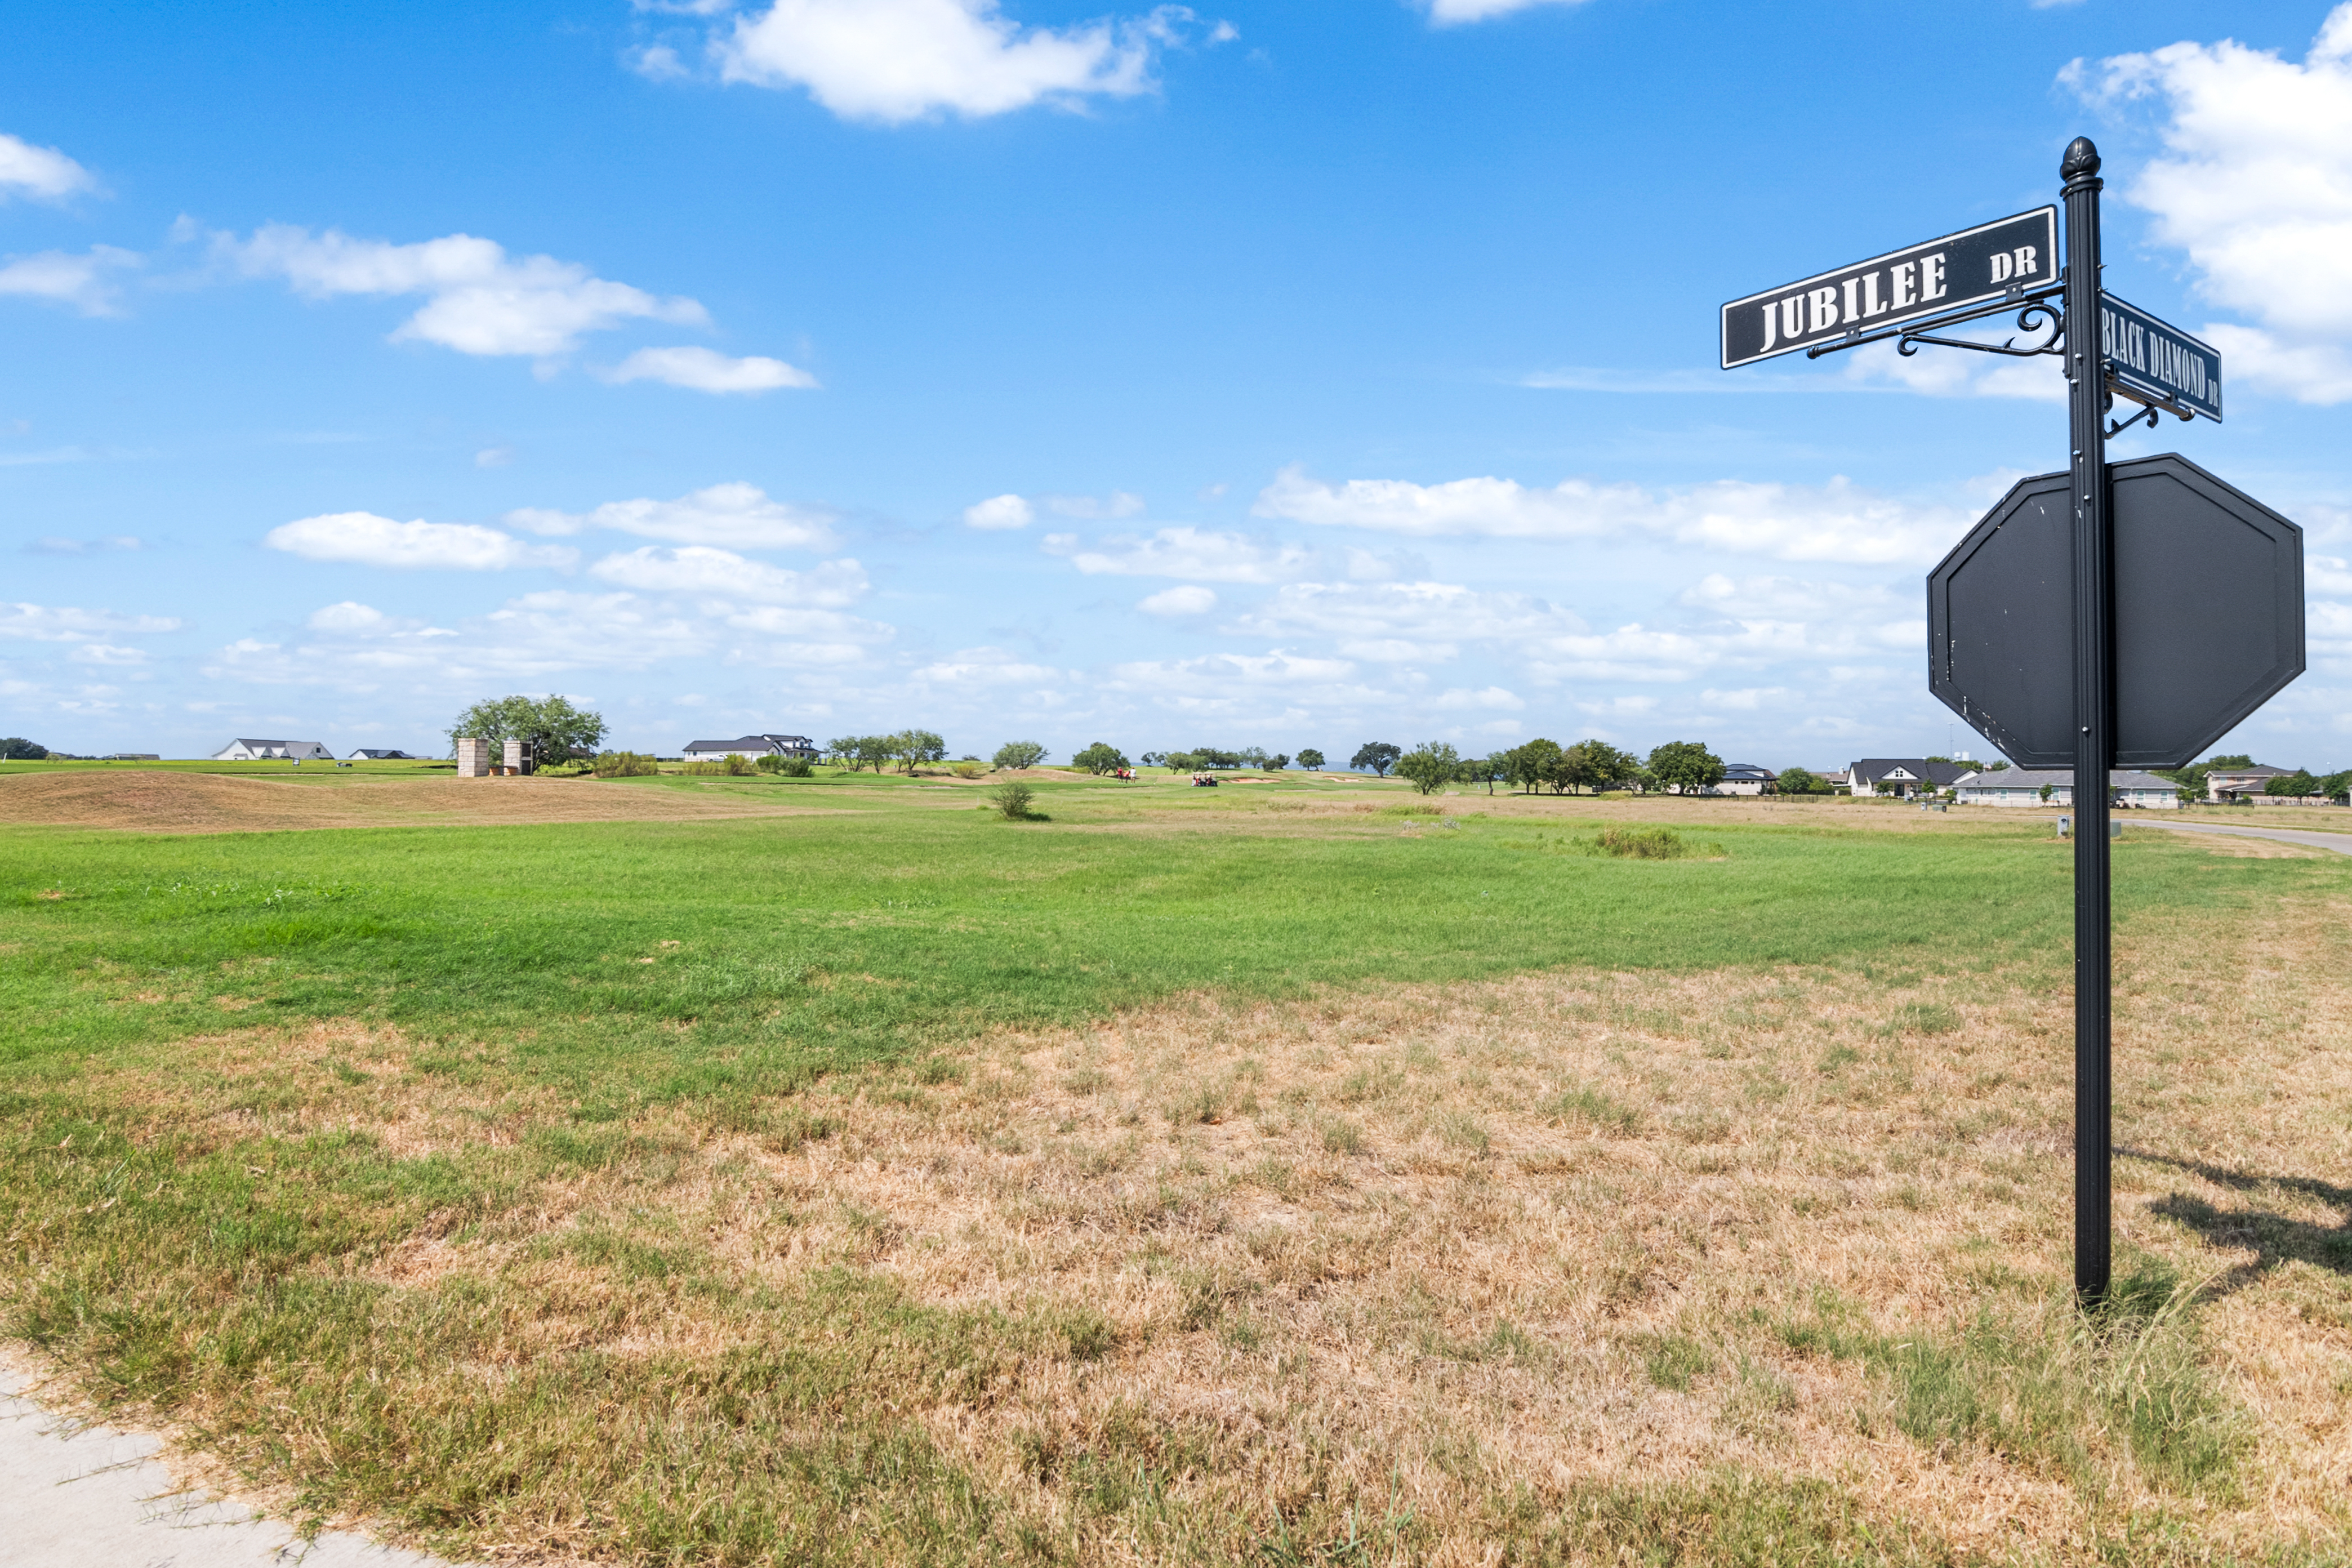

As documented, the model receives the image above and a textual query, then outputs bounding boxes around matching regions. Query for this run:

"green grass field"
[4,775,2349,1565]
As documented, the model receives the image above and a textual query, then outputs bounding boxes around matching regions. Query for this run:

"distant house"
[2204,763,2293,803]
[1816,767,1852,793]
[99,753,160,761]
[212,738,331,761]
[1954,769,2180,809]
[681,733,819,761]
[348,749,415,760]
[1847,759,1972,799]
[1707,763,1778,796]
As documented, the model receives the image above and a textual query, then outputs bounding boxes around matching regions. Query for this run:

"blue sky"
[3,0,2347,768]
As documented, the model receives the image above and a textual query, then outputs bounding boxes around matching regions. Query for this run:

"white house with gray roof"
[1953,769,2180,808]
[681,733,818,761]
[211,738,332,761]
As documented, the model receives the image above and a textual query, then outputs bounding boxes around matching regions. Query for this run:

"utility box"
[455,737,490,778]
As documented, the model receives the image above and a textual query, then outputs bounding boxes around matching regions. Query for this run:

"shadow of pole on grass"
[2119,1144,2352,1293]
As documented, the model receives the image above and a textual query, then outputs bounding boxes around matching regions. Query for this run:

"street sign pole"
[2061,135,2113,1307]
[1727,132,2300,1316]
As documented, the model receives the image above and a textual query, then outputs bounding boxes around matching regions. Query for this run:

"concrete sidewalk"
[1,1366,456,1567]
[2131,818,2352,857]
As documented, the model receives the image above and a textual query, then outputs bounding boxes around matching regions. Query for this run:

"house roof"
[230,738,287,749]
[2208,764,2290,779]
[1849,758,1971,786]
[1721,763,1776,780]
[1955,769,2177,790]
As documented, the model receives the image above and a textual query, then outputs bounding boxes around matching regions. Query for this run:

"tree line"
[827,731,947,774]
[1377,737,1770,798]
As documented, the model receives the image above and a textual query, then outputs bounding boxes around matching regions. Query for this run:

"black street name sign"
[2101,293,2222,423]
[1720,207,2058,369]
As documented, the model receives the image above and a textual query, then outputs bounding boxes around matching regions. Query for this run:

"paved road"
[2131,818,2352,857]
[1,1366,455,1567]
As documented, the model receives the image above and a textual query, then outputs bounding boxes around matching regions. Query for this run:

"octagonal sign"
[1927,453,2304,769]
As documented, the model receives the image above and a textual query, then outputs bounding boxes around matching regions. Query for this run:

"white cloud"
[1109,648,1362,693]
[0,246,140,316]
[67,643,148,666]
[507,482,836,550]
[1138,584,1217,616]
[964,493,1034,529]
[265,512,578,571]
[0,133,97,202]
[217,224,707,358]
[1424,0,1591,24]
[1432,685,1525,711]
[212,591,715,687]
[721,603,896,665]
[308,601,389,633]
[587,545,869,605]
[475,446,515,469]
[1231,580,1583,652]
[0,603,181,642]
[2071,7,2352,402]
[1836,332,2067,402]
[1048,525,1315,582]
[1043,491,1145,519]
[716,0,1201,123]
[912,645,1062,685]
[1255,466,1964,566]
[599,345,818,393]
[2310,554,2352,595]
[1700,687,1791,711]
[629,44,693,81]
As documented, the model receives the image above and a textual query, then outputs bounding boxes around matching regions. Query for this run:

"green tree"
[1267,754,1291,771]
[1138,751,1167,768]
[1460,753,1505,795]
[1394,741,1462,795]
[1776,766,1823,796]
[2322,769,2351,804]
[1295,748,1325,772]
[888,729,947,774]
[1646,740,1726,796]
[1071,741,1130,774]
[447,694,607,764]
[992,740,1046,771]
[1351,742,1402,777]
[2266,769,2319,798]
[0,737,47,760]
[1504,738,1561,795]
[853,736,893,773]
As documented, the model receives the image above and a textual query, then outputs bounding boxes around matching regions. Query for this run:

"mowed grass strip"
[3,786,2350,1564]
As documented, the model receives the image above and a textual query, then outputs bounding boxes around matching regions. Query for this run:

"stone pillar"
[455,737,489,778]
[502,738,533,776]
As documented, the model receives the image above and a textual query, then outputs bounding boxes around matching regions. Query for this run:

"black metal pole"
[2061,135,2113,1307]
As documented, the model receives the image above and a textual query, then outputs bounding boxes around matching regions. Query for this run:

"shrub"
[990,781,1039,820]
[755,754,814,777]
[684,754,758,776]
[951,761,986,779]
[992,740,1046,770]
[590,750,660,778]
[1583,826,1723,860]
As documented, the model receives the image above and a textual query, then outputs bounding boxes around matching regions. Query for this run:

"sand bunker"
[0,770,836,835]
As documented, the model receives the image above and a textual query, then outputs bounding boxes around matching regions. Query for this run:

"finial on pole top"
[2061,136,2101,182]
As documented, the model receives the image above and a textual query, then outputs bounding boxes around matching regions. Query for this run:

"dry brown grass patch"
[0,769,844,834]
